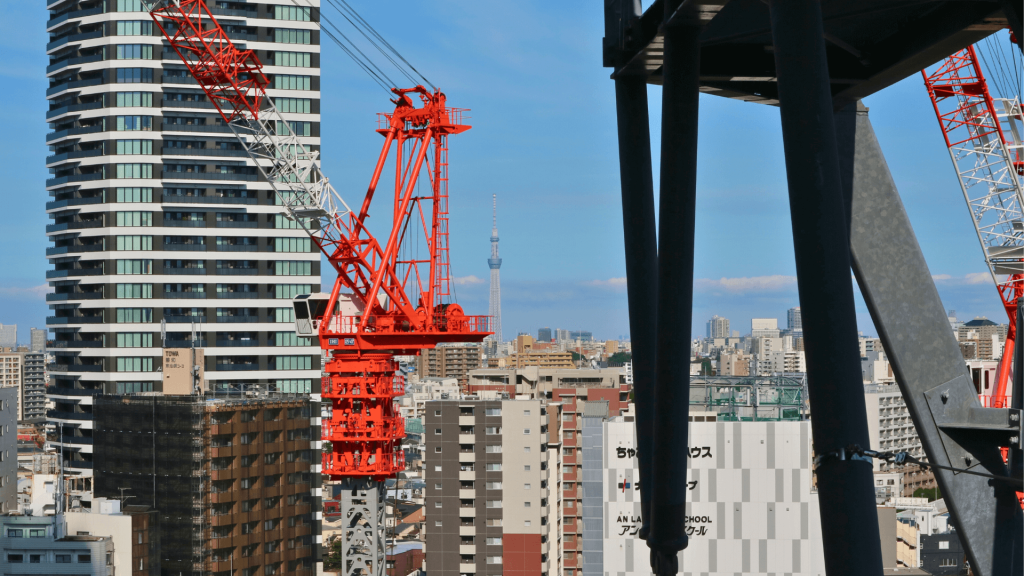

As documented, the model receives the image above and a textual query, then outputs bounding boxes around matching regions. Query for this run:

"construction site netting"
[688,375,807,421]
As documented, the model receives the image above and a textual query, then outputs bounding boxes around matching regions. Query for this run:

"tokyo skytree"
[487,194,503,353]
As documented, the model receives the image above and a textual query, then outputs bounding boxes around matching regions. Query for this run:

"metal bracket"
[925,376,1023,475]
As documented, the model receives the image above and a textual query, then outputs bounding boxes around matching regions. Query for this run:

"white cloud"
[694,275,797,293]
[584,277,627,289]
[0,284,50,300]
[929,273,991,285]
[454,275,486,286]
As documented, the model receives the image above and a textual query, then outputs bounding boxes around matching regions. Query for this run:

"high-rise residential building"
[787,306,802,336]
[0,325,16,349]
[864,383,936,496]
[569,331,593,342]
[706,315,730,339]
[750,317,780,338]
[0,387,16,513]
[537,327,552,343]
[30,328,47,352]
[417,343,483,389]
[22,352,48,422]
[93,394,319,575]
[44,0,322,479]
[0,349,48,421]
[424,398,562,576]
[555,329,571,343]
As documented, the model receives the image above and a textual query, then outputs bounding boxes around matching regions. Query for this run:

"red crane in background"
[923,38,1024,410]
[147,0,488,520]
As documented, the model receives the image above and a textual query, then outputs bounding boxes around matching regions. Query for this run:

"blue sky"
[0,1,1017,345]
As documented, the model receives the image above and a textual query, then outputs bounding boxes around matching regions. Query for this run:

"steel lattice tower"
[487,195,504,354]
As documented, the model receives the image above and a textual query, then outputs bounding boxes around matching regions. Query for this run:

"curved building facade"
[44,0,322,483]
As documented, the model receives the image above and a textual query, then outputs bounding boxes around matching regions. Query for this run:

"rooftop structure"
[689,375,807,421]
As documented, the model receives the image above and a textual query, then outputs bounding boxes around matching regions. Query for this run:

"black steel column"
[648,14,701,575]
[767,2,883,574]
[612,75,658,543]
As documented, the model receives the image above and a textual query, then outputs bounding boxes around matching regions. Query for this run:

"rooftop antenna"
[117,487,135,510]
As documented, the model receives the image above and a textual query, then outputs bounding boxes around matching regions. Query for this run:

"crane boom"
[923,43,1024,409]
[146,4,490,574]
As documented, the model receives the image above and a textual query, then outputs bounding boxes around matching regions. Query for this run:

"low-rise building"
[0,514,117,574]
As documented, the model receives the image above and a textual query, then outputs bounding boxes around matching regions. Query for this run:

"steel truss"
[923,46,1024,409]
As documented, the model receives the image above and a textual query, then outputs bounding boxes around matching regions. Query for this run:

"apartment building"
[417,343,483,389]
[93,394,319,575]
[0,388,16,514]
[44,0,322,478]
[864,383,936,496]
[424,399,562,576]
[0,349,49,422]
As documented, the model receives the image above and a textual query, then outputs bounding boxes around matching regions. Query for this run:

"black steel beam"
[612,75,660,555]
[836,101,1024,576]
[768,2,884,574]
[648,15,701,576]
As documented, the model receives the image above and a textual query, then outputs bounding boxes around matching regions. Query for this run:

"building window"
[274,284,312,299]
[276,97,311,113]
[524,428,531,435]
[434,410,441,416]
[116,139,153,155]
[524,446,531,452]
[116,333,153,348]
[487,556,503,565]
[116,357,154,372]
[115,21,153,35]
[485,426,500,435]
[274,51,312,67]
[78,554,92,563]
[117,0,145,11]
[434,501,442,508]
[274,356,312,370]
[435,520,442,527]
[115,44,153,59]
[434,447,442,453]
[485,408,501,416]
[116,259,153,275]
[434,483,442,490]
[434,465,442,471]
[486,500,502,508]
[434,428,442,435]
[524,484,531,490]
[116,163,153,179]
[116,211,153,227]
[115,114,153,130]
[273,75,311,90]
[524,520,531,527]
[116,235,153,251]
[115,68,153,83]
[273,237,312,252]
[524,465,531,471]
[485,445,502,453]
[486,537,502,545]
[116,187,153,202]
[273,261,312,276]
[274,120,311,137]
[274,5,311,20]
[274,29,311,44]
[524,501,532,507]
[485,463,501,471]
[7,554,23,563]
[116,308,153,323]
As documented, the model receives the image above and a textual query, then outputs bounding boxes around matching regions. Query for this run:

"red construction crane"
[922,39,1024,410]
[146,0,489,486]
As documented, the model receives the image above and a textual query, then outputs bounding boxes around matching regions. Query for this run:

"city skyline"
[0,2,1012,343]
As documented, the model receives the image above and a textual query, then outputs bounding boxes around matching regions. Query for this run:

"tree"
[608,351,632,364]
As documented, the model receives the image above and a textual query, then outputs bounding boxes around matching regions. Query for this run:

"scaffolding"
[689,375,807,421]
[93,395,208,576]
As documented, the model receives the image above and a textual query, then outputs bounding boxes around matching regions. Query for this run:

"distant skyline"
[0,2,1015,343]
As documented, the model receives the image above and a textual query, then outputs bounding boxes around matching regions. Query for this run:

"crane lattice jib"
[146,1,487,341]
[922,44,1024,409]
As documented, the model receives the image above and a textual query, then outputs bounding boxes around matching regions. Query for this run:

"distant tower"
[487,195,504,354]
